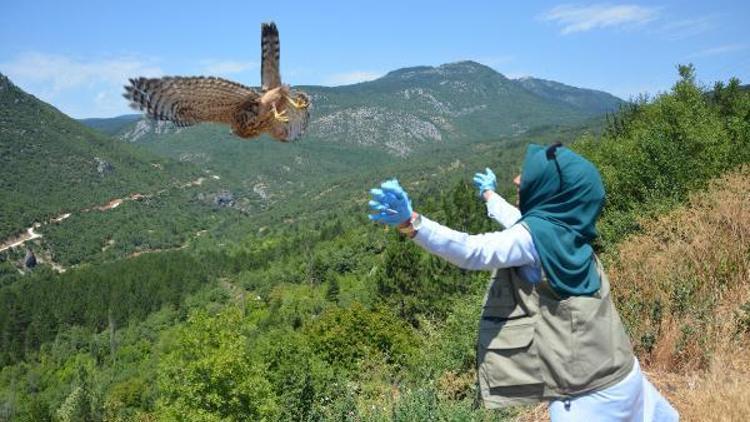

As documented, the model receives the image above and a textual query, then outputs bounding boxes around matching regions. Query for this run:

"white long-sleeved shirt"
[412,191,542,283]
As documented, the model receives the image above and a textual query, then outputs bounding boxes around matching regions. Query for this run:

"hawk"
[123,22,310,142]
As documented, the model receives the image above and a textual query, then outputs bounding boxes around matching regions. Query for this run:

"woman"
[368,143,678,421]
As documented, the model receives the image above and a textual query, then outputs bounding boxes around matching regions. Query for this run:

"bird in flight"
[123,22,310,142]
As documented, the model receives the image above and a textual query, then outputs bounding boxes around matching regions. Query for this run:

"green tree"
[156,307,278,421]
[326,279,340,303]
[305,302,420,372]
[56,366,96,422]
[376,234,423,323]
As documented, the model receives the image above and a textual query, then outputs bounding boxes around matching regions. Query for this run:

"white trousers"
[548,359,679,421]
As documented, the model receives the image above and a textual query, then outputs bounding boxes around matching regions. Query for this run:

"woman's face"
[513,174,521,207]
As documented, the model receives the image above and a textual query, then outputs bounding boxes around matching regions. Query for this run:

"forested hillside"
[515,76,623,114]
[0,73,206,237]
[0,77,254,267]
[0,65,748,420]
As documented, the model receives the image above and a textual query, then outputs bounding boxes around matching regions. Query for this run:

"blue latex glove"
[368,179,413,226]
[473,168,497,196]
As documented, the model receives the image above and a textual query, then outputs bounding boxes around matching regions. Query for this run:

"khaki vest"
[477,255,634,408]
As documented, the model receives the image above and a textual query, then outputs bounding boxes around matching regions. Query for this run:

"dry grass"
[610,167,750,371]
[608,166,750,421]
[436,368,476,401]
[515,403,549,422]
[646,349,750,421]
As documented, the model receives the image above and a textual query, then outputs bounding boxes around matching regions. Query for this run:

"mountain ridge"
[89,60,622,153]
[515,75,624,114]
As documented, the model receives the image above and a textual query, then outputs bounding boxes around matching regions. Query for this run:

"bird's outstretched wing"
[123,76,260,127]
[261,22,281,91]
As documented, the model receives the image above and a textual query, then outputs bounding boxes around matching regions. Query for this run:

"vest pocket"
[478,320,543,387]
[483,270,528,320]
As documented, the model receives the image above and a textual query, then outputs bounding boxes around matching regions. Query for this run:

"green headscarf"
[518,144,605,297]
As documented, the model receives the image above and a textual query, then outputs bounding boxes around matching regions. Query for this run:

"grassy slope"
[607,167,750,420]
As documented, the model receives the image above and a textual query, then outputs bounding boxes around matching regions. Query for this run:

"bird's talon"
[273,106,289,122]
[286,95,308,109]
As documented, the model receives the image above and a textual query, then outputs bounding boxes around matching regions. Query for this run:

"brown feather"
[123,76,261,129]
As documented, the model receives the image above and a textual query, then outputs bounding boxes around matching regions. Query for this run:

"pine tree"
[325,279,340,303]
[56,366,94,422]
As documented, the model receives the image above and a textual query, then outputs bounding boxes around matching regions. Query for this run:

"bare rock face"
[119,119,183,142]
[24,248,37,269]
[213,190,235,208]
[94,157,114,176]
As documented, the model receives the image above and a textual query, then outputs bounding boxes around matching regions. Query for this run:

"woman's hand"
[368,179,413,226]
[473,168,497,198]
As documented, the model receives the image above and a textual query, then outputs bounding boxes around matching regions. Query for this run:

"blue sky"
[1,0,748,118]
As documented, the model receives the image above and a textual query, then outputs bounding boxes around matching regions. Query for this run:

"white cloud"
[659,16,715,41]
[686,44,747,59]
[0,52,162,94]
[0,53,260,117]
[540,4,659,34]
[0,52,163,118]
[200,59,257,76]
[324,71,381,86]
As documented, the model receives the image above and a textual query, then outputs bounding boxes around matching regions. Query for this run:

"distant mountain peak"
[382,60,502,81]
[439,60,496,71]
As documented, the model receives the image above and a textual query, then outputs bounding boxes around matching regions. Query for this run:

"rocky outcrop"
[24,248,36,269]
[119,119,183,142]
[213,190,235,208]
[94,157,114,176]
